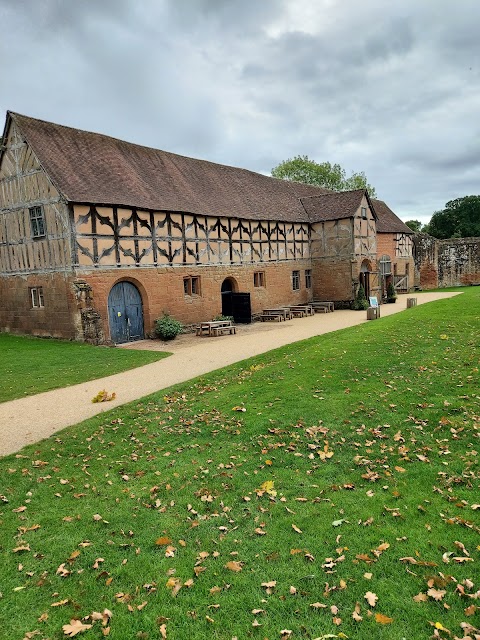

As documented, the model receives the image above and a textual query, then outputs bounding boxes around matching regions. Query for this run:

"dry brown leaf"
[224,561,243,572]
[365,591,378,607]
[413,592,428,602]
[310,602,327,609]
[159,624,167,639]
[51,599,69,607]
[62,619,92,636]
[155,536,172,546]
[375,612,394,624]
[292,524,302,534]
[427,588,446,601]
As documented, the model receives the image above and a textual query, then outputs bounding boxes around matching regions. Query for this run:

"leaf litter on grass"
[0,289,479,639]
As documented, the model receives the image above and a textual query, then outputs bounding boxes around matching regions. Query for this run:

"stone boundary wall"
[413,234,480,288]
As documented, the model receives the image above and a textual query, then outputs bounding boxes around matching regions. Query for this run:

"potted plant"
[386,282,397,303]
[352,284,369,310]
[154,313,183,340]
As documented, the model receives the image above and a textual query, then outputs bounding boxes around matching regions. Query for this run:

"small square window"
[361,207,367,220]
[292,270,300,291]
[184,276,201,296]
[305,269,312,289]
[29,206,46,238]
[30,286,44,308]
[254,271,265,287]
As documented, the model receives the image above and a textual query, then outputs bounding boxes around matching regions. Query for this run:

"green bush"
[212,314,234,322]
[352,284,369,310]
[154,314,183,340]
[387,282,397,301]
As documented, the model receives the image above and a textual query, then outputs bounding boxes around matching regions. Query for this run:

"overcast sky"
[1,0,479,224]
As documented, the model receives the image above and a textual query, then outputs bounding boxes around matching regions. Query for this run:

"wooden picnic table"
[260,308,287,321]
[196,320,236,336]
[288,304,315,316]
[311,301,335,312]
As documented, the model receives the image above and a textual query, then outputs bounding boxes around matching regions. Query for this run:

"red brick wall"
[79,260,314,341]
[311,259,353,302]
[0,272,80,339]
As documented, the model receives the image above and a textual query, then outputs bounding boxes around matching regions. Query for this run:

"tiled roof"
[4,112,411,234]
[372,199,413,234]
[300,190,369,222]
[8,112,330,223]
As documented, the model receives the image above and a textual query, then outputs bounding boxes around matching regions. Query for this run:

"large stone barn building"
[0,112,414,344]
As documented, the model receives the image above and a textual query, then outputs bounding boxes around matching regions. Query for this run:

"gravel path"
[0,292,459,456]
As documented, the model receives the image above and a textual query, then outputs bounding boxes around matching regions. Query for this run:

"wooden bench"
[196,320,235,336]
[211,325,236,336]
[311,301,334,312]
[259,313,284,322]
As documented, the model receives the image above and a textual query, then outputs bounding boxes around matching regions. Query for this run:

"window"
[379,255,392,276]
[292,270,300,291]
[183,276,201,296]
[253,271,265,287]
[29,206,46,238]
[30,286,44,308]
[361,207,367,220]
[305,269,312,289]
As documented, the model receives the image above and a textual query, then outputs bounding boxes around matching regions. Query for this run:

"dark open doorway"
[221,278,251,323]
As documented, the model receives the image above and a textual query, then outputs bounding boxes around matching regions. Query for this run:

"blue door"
[108,282,144,344]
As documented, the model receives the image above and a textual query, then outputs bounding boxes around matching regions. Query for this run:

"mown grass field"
[0,334,169,403]
[0,289,478,640]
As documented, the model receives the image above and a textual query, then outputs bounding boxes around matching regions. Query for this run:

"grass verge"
[0,334,169,403]
[0,289,478,639]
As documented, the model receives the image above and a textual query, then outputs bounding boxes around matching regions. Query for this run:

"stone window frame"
[253,271,266,288]
[29,205,46,238]
[292,270,300,291]
[305,269,312,289]
[29,286,45,308]
[183,276,201,297]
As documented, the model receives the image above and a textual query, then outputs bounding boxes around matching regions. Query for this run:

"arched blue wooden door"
[108,282,144,344]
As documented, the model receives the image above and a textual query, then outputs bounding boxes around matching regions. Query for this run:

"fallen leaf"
[292,524,303,534]
[427,588,446,601]
[62,619,92,636]
[365,591,378,607]
[413,592,428,602]
[375,613,393,624]
[224,561,243,572]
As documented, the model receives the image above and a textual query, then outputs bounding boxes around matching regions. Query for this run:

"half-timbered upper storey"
[0,111,412,276]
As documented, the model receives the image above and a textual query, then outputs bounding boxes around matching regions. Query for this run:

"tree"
[405,220,423,233]
[271,155,377,198]
[426,196,480,239]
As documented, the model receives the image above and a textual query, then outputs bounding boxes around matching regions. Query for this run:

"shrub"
[154,314,183,340]
[352,284,369,310]
[386,282,397,301]
[212,314,234,322]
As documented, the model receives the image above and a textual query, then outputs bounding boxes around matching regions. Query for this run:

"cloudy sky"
[1,0,479,224]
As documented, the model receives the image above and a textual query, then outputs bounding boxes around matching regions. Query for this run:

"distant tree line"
[271,155,479,240]
[406,195,480,239]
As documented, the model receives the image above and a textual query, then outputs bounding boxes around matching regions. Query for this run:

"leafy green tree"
[271,155,377,198]
[426,196,480,239]
[405,220,423,232]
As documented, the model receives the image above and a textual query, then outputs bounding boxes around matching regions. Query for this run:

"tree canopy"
[271,155,377,198]
[405,220,423,233]
[424,196,480,239]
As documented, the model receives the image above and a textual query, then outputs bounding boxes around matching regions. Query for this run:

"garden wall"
[413,234,480,288]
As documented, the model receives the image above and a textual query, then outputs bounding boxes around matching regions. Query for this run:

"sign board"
[369,296,379,308]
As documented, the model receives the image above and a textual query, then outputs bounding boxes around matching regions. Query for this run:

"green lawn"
[0,288,478,640]
[0,334,169,403]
